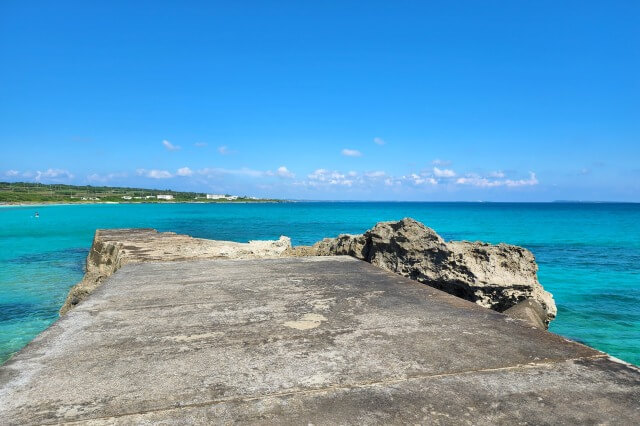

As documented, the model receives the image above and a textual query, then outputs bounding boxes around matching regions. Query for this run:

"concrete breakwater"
[59,227,292,315]
[1,248,639,422]
[61,218,555,329]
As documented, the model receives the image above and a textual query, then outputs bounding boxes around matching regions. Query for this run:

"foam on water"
[1,202,638,364]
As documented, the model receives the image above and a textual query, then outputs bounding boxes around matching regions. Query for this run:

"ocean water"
[1,202,639,365]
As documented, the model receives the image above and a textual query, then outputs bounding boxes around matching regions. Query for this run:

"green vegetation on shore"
[0,182,281,204]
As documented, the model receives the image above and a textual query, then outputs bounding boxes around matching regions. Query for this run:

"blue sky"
[1,1,638,201]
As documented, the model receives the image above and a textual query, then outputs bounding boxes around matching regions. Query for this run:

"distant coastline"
[2,183,637,205]
[0,200,288,207]
[3,200,638,207]
[0,181,283,205]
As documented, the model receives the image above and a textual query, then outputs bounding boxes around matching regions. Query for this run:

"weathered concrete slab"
[1,257,638,424]
[59,228,292,315]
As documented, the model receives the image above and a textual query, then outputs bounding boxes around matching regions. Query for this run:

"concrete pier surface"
[1,257,638,424]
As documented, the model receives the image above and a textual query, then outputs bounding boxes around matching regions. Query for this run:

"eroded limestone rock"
[306,218,557,327]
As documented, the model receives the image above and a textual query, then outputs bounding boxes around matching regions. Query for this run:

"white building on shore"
[206,194,239,200]
[157,194,174,200]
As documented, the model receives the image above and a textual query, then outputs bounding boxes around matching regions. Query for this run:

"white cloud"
[433,167,456,178]
[162,140,181,151]
[302,169,394,188]
[34,169,74,182]
[176,167,193,176]
[327,166,531,194]
[307,169,354,186]
[149,170,172,179]
[5,170,19,177]
[341,148,362,157]
[194,142,208,147]
[505,172,538,187]
[373,137,385,145]
[118,163,538,195]
[308,169,336,181]
[218,145,230,155]
[456,172,538,188]
[432,159,452,166]
[404,173,437,186]
[275,166,294,178]
[456,176,490,186]
[137,169,173,179]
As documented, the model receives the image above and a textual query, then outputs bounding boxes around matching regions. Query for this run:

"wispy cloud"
[307,169,354,186]
[194,142,208,147]
[199,166,293,179]
[432,159,451,166]
[373,137,385,146]
[456,172,538,188]
[296,167,537,191]
[433,167,456,178]
[53,164,540,196]
[403,173,437,186]
[176,167,193,176]
[162,140,181,151]
[137,169,173,179]
[218,145,231,155]
[302,169,391,188]
[341,148,362,157]
[505,172,539,187]
[34,169,74,182]
[4,168,74,182]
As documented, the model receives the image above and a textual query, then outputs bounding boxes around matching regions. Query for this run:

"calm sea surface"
[1,202,639,365]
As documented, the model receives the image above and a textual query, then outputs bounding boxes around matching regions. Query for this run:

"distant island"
[0,182,282,204]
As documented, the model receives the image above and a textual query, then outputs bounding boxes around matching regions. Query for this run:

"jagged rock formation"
[60,229,291,315]
[289,218,556,327]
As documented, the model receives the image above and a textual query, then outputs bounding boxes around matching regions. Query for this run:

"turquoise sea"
[1,202,639,365]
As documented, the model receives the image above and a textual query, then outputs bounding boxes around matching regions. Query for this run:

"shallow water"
[1,202,638,364]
